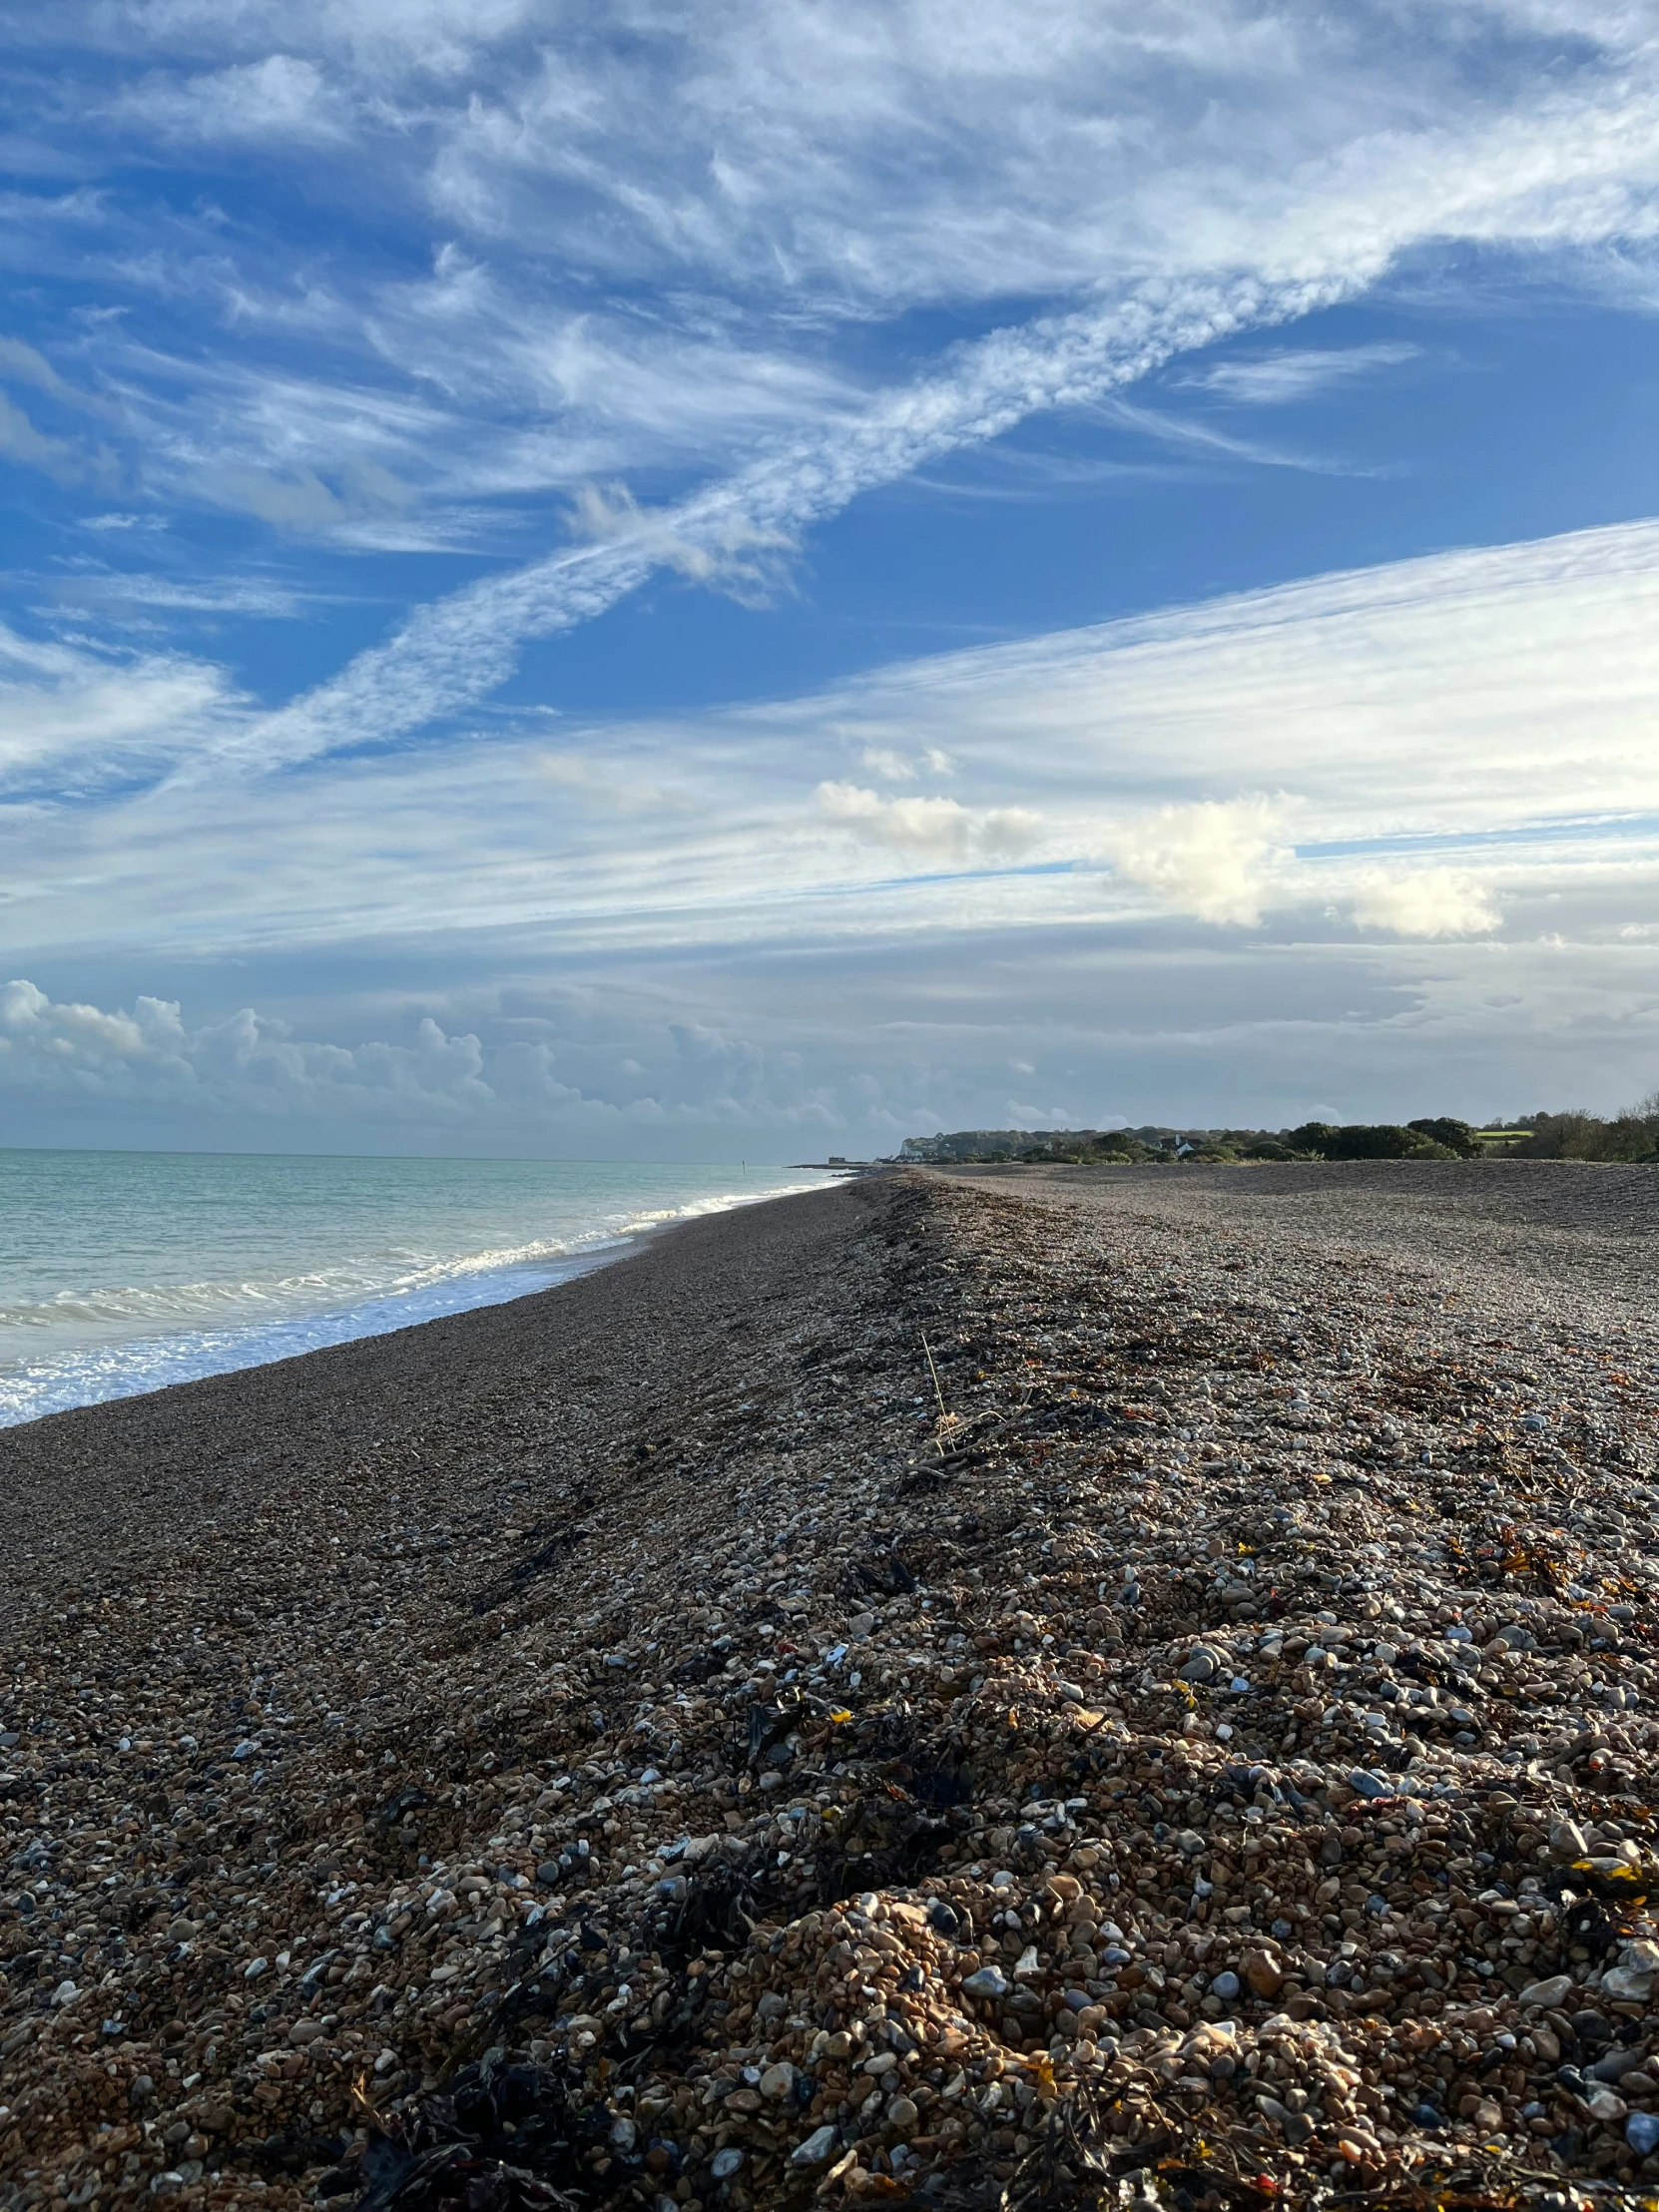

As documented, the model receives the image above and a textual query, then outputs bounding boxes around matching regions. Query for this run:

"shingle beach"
[6,1162,1659,2212]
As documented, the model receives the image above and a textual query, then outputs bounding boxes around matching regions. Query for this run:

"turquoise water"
[0,1149,831,1427]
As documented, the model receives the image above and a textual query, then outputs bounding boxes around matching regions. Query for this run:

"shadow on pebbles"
[6,1166,1659,2212]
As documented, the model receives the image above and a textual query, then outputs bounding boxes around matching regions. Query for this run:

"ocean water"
[0,1149,832,1428]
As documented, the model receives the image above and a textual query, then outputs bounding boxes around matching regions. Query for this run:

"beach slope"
[5,1164,1659,2210]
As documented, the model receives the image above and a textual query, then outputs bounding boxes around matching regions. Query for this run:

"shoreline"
[0,1166,847,1435]
[0,1177,869,1630]
[5,1163,1659,2210]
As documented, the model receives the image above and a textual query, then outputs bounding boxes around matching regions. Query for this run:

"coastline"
[5,1164,1659,2211]
[0,1175,871,1631]
[0,1160,842,1433]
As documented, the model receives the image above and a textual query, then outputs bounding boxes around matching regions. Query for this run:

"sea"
[0,1149,834,1429]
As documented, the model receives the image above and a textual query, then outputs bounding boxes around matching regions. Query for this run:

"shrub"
[1289,1121,1454,1161]
[1407,1116,1482,1157]
[1514,1110,1659,1162]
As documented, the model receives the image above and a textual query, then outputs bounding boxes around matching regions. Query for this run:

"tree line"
[898,1102,1659,1166]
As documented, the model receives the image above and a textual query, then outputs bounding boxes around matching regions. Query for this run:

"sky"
[3,2,1659,1158]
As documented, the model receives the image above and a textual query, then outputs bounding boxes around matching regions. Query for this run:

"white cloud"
[860,747,916,782]
[0,623,239,788]
[814,781,1043,864]
[0,976,512,1121]
[9,512,1659,966]
[0,336,80,401]
[213,267,1346,773]
[537,749,687,813]
[8,0,1659,711]
[1347,867,1502,936]
[1184,342,1423,404]
[1101,798,1290,925]
[0,392,117,489]
[1095,395,1350,474]
[111,56,349,145]
[563,480,795,607]
[857,745,957,781]
[45,567,311,619]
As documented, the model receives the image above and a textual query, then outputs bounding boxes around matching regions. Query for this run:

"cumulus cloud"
[1347,867,1502,937]
[0,976,867,1139]
[0,977,518,1121]
[814,781,1043,865]
[1101,798,1290,925]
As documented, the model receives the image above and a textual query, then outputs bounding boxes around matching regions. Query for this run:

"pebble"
[7,1164,1659,2211]
[790,2123,839,2166]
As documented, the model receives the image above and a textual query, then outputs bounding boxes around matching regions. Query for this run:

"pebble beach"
[6,1161,1659,2212]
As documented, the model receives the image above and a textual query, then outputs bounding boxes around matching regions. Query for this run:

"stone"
[1242,1948,1284,1998]
[791,2123,840,2166]
[961,1966,1008,1997]
[12,1162,1659,2212]
[1604,1939,1659,1999]
[1627,2112,1659,2157]
[1519,1974,1574,2009]
[1346,1769,1390,1799]
[1179,1648,1220,1683]
[1589,2046,1648,2084]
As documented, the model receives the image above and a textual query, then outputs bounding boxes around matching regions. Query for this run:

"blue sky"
[4,1,1659,1156]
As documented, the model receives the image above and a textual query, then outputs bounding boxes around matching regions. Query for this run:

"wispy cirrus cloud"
[0,623,239,791]
[1181,341,1424,405]
[7,5,1659,1143]
[107,54,352,146]
[6,511,1658,949]
[3,1,1659,585]
[0,390,118,488]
